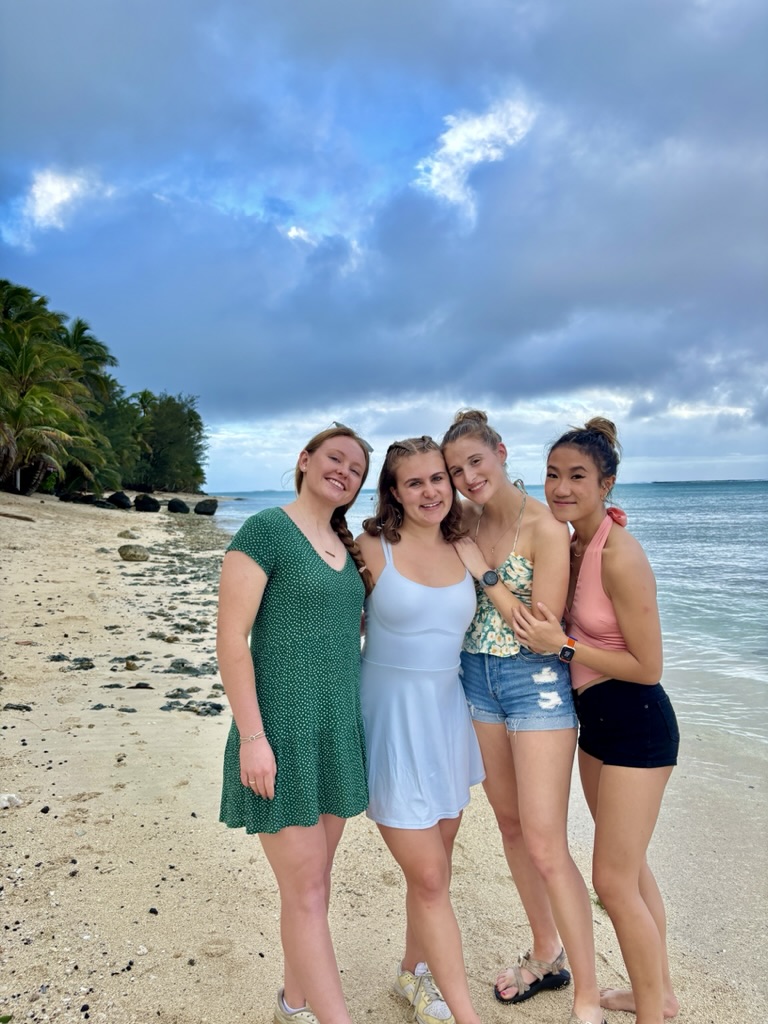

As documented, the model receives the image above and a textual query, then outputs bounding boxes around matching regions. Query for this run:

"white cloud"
[414,97,537,219]
[284,224,315,243]
[1,168,113,248]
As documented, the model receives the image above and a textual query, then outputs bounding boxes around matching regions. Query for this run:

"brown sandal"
[493,947,571,1004]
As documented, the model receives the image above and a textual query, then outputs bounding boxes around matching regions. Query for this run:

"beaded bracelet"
[240,730,266,743]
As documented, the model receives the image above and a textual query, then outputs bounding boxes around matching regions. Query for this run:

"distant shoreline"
[212,478,768,495]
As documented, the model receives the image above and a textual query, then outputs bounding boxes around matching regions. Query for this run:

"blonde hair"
[441,408,503,452]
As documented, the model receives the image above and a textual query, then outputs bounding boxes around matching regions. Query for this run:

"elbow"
[639,656,663,684]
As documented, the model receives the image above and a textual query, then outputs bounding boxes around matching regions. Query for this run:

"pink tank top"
[565,510,627,690]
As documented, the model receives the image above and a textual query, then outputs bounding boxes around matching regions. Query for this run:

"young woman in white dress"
[356,437,485,1024]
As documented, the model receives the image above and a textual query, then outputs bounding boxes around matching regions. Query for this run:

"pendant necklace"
[476,493,527,554]
[295,513,338,557]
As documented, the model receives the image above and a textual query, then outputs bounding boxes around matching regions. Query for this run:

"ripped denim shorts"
[459,649,577,732]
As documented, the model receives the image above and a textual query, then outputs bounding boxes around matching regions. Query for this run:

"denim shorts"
[574,680,679,768]
[459,649,578,732]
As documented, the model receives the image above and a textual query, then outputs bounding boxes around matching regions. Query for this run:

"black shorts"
[574,680,679,768]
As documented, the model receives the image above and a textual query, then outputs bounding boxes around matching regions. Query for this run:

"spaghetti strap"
[474,480,528,552]
[511,493,527,553]
[378,535,393,566]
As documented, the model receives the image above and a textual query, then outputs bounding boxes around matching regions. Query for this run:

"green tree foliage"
[127,393,208,492]
[0,279,207,494]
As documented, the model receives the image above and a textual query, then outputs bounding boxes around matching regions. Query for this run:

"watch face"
[559,643,576,663]
[481,570,499,587]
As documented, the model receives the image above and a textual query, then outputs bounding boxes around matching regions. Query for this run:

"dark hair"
[295,424,373,594]
[363,436,466,544]
[549,417,622,492]
[441,408,503,453]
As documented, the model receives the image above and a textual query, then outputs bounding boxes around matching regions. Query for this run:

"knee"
[496,811,524,848]
[524,832,570,882]
[406,861,450,904]
[280,872,328,916]
[592,863,634,913]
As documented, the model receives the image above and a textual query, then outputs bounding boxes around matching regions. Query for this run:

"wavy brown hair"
[362,436,466,544]
[295,424,374,594]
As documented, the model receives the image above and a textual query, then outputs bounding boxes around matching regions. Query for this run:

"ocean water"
[214,481,768,745]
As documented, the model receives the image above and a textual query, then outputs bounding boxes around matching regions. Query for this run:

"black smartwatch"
[558,637,577,663]
[480,570,499,588]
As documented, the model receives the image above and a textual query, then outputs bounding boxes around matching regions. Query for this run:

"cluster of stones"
[58,491,218,515]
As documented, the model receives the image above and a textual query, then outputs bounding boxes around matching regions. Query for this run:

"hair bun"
[453,408,488,427]
[584,417,619,451]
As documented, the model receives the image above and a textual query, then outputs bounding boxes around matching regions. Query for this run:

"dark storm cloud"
[1,0,766,451]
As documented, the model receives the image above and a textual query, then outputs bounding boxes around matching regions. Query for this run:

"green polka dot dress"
[219,507,368,834]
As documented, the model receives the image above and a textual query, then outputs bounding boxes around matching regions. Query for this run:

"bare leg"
[473,721,564,999]
[380,822,481,1024]
[599,863,679,1017]
[260,814,352,1024]
[580,751,675,1024]
[402,813,462,972]
[512,728,602,1023]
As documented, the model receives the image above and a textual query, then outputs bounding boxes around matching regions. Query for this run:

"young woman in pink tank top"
[513,418,680,1024]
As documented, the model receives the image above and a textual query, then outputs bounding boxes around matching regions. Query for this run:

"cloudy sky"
[2,0,766,490]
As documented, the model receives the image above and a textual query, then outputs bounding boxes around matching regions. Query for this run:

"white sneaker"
[274,988,319,1024]
[393,962,455,1024]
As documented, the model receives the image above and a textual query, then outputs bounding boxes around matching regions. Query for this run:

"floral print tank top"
[463,550,533,657]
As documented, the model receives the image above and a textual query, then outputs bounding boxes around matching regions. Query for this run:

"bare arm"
[355,532,385,586]
[529,515,570,622]
[513,534,663,684]
[216,550,276,798]
[453,515,569,625]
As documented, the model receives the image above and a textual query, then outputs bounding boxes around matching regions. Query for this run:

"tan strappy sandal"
[494,946,571,1005]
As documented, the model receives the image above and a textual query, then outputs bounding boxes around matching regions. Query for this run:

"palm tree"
[58,317,117,404]
[0,319,90,491]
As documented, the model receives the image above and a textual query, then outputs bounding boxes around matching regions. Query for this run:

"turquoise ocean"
[214,481,768,746]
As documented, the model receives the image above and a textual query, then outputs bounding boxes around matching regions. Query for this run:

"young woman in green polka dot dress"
[217,424,373,1024]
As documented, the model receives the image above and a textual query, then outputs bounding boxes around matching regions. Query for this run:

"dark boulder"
[71,493,96,504]
[94,499,116,509]
[194,498,218,516]
[135,493,161,513]
[107,491,132,510]
[168,498,190,514]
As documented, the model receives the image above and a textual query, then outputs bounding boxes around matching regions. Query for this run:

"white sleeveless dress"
[360,538,485,828]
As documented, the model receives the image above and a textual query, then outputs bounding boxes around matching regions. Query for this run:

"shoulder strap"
[378,534,393,566]
[511,493,527,553]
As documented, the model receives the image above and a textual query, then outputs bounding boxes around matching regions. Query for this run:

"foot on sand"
[600,987,680,1018]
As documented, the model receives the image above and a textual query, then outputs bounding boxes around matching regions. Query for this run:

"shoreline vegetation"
[1,280,207,499]
[1,490,766,1023]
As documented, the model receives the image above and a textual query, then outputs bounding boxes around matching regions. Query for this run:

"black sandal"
[493,947,571,1005]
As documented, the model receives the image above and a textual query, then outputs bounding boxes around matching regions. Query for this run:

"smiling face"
[299,435,367,508]
[391,450,454,528]
[442,435,507,505]
[544,444,615,526]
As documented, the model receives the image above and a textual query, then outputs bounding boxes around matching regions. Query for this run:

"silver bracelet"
[240,730,266,743]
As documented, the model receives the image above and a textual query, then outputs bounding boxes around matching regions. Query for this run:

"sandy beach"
[1,491,766,1024]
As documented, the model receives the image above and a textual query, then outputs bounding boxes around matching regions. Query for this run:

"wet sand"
[1,491,766,1023]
